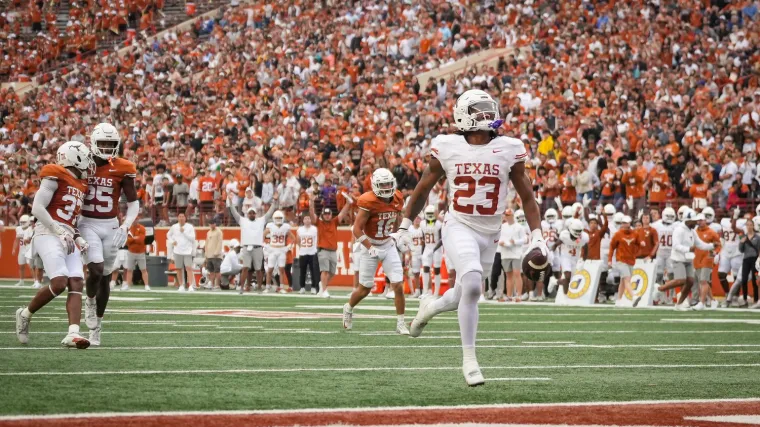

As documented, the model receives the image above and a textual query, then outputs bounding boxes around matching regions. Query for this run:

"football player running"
[557,218,589,298]
[80,123,139,346]
[652,207,676,303]
[343,168,408,335]
[397,89,546,386]
[16,141,93,348]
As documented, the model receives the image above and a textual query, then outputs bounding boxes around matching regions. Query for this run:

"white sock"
[463,345,477,365]
[457,271,482,348]
[110,280,116,287]
[68,324,80,334]
[21,307,32,318]
[434,274,441,296]
[87,296,96,305]
[397,314,404,323]
[345,304,353,313]
[422,272,430,293]
[429,283,462,316]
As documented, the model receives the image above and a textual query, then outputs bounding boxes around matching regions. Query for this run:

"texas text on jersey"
[38,164,88,233]
[357,190,405,243]
[431,134,526,234]
[82,158,137,219]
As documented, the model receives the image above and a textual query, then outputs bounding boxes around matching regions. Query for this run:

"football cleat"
[299,288,305,294]
[14,280,24,287]
[89,324,101,346]
[693,302,705,311]
[385,290,395,299]
[187,285,196,293]
[322,290,331,299]
[396,321,410,335]
[410,296,434,338]
[120,283,129,291]
[310,289,317,295]
[15,308,30,344]
[61,332,90,349]
[145,285,151,291]
[85,298,98,329]
[463,360,485,387]
[177,286,186,293]
[342,303,353,330]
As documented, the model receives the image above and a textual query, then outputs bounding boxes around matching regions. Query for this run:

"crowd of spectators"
[0,0,759,228]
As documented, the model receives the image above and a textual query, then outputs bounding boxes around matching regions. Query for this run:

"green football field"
[0,283,759,418]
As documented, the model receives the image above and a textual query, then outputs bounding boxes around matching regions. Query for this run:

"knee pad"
[459,271,482,301]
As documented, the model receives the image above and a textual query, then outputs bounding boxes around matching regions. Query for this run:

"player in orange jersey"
[80,123,139,346]
[16,141,93,349]
[343,168,408,334]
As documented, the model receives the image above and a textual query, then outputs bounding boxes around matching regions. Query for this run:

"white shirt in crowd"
[297,225,318,256]
[720,161,738,192]
[220,249,242,275]
[499,222,529,259]
[167,222,196,256]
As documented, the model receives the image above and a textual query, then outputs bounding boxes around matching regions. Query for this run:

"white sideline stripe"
[2,343,760,351]
[522,341,575,344]
[488,378,552,382]
[684,415,760,424]
[1,363,758,377]
[651,348,704,351]
[364,330,760,335]
[662,318,760,325]
[0,398,758,421]
[718,351,760,354]
[0,330,336,335]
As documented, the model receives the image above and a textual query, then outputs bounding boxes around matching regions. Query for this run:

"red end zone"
[1,399,758,427]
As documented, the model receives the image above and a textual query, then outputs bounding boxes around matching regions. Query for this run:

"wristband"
[355,234,368,245]
[530,228,543,241]
[399,217,412,231]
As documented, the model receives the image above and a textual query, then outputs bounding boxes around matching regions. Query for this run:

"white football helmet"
[561,205,573,220]
[19,215,30,228]
[662,207,676,224]
[90,123,121,160]
[613,212,624,226]
[545,208,558,224]
[452,89,502,132]
[515,209,526,225]
[683,209,698,222]
[228,239,240,248]
[424,205,436,222]
[568,218,584,239]
[603,204,616,216]
[57,140,94,178]
[622,215,632,225]
[572,202,583,214]
[677,205,690,222]
[701,207,715,223]
[371,168,396,199]
[273,210,285,225]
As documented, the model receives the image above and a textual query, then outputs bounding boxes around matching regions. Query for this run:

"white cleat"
[751,301,760,309]
[109,281,116,291]
[84,298,98,329]
[396,321,410,335]
[15,308,30,344]
[322,290,331,299]
[120,284,129,291]
[14,280,24,287]
[61,332,90,349]
[32,282,42,289]
[187,285,196,293]
[263,286,271,294]
[385,290,395,299]
[693,302,705,311]
[177,285,186,293]
[675,302,692,311]
[463,360,485,387]
[409,296,434,338]
[710,300,719,310]
[278,287,288,294]
[342,303,353,330]
[89,324,101,346]
[310,289,317,295]
[144,285,151,291]
[547,276,558,294]
[299,288,305,294]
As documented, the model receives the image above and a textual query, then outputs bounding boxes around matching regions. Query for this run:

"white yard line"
[522,341,576,344]
[487,377,553,381]
[718,351,760,354]
[651,348,704,351]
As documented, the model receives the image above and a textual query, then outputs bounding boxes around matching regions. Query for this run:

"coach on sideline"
[229,192,279,292]
[309,193,352,298]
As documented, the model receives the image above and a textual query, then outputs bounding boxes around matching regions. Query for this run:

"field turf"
[0,283,759,419]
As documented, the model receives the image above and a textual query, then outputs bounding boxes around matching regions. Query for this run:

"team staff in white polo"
[167,213,197,292]
[229,192,279,292]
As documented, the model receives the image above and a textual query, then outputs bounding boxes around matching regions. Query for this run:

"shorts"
[126,252,147,270]
[79,216,120,274]
[501,258,520,273]
[441,212,499,279]
[615,262,633,279]
[560,255,579,274]
[421,246,443,269]
[671,261,694,280]
[444,251,455,273]
[318,249,337,275]
[410,254,422,274]
[655,256,672,277]
[358,241,403,288]
[718,253,742,276]
[350,247,361,274]
[205,257,222,273]
[113,249,128,270]
[31,255,44,269]
[240,246,264,270]
[32,234,84,280]
[267,248,287,269]
[174,254,193,269]
[696,267,713,283]
[18,249,28,265]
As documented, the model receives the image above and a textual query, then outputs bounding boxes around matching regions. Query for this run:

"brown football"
[522,248,550,282]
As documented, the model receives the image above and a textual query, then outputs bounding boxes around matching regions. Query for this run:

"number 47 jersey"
[82,158,137,219]
[431,134,527,234]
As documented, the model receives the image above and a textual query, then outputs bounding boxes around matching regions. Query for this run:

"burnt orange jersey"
[40,164,88,229]
[694,225,721,269]
[357,190,404,242]
[636,225,659,258]
[82,158,137,219]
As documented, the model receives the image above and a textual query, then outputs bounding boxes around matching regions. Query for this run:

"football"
[522,248,550,282]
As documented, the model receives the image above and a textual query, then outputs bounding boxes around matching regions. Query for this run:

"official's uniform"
[431,134,525,278]
[266,223,292,269]
[409,225,424,274]
[356,190,404,287]
[421,220,443,268]
[78,158,136,274]
[32,164,87,280]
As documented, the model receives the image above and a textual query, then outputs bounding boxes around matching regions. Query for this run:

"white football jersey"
[708,222,722,235]
[431,134,527,234]
[296,225,318,256]
[652,220,675,258]
[558,230,589,258]
[421,220,442,246]
[15,226,27,248]
[541,220,562,245]
[410,224,424,255]
[600,222,619,256]
[266,223,291,248]
[720,218,741,256]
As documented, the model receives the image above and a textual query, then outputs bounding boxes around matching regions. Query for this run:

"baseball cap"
[246,207,256,214]
[322,208,332,215]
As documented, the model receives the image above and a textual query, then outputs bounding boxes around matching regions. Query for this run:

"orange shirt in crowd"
[635,225,659,258]
[648,169,670,203]
[689,182,709,199]
[127,223,147,254]
[600,169,616,197]
[622,169,646,199]
[694,225,721,270]
[316,216,340,251]
[198,176,215,202]
[608,228,640,266]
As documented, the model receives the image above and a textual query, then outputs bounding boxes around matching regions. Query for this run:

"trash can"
[146,256,169,287]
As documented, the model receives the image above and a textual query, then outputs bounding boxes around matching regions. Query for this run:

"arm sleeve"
[693,231,715,251]
[122,200,139,229]
[672,228,691,253]
[31,179,60,234]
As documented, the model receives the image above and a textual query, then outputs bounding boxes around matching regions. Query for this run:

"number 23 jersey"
[82,158,137,219]
[431,134,527,234]
[39,164,88,232]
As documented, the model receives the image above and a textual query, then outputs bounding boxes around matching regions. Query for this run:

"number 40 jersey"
[431,134,527,234]
[82,158,137,219]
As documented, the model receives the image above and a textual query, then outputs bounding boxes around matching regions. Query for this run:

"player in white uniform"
[556,219,589,296]
[652,207,676,303]
[13,215,32,287]
[397,89,547,386]
[718,212,743,295]
[408,216,424,298]
[421,205,443,296]
[264,211,295,293]
[541,208,562,294]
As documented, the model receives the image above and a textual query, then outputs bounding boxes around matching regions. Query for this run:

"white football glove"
[713,254,720,265]
[684,252,695,261]
[51,223,75,255]
[582,194,591,208]
[554,196,563,210]
[368,246,387,260]
[523,228,549,259]
[733,206,741,219]
[75,236,89,254]
[390,231,411,253]
[626,196,634,211]
[113,225,128,249]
